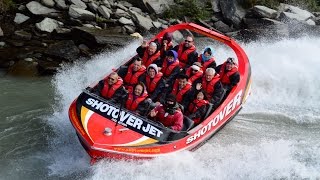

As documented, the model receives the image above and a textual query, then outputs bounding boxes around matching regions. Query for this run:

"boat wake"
[48,36,320,179]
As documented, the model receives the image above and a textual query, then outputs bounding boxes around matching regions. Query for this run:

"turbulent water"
[1,37,320,180]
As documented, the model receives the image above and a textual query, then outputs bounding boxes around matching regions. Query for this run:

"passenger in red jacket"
[95,72,127,104]
[141,64,165,102]
[197,46,216,71]
[187,90,209,125]
[173,35,198,68]
[118,58,146,92]
[185,62,203,84]
[136,41,162,67]
[150,94,183,131]
[125,82,152,116]
[161,50,180,87]
[216,57,240,94]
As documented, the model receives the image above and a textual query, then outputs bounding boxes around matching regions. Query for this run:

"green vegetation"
[163,0,212,21]
[0,0,15,13]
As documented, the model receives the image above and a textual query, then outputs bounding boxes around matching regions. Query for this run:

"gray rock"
[219,0,246,29]
[41,0,55,7]
[71,27,135,47]
[0,42,5,47]
[213,21,232,33]
[119,17,135,26]
[14,13,30,24]
[129,7,142,14]
[115,3,128,11]
[55,27,71,34]
[98,5,111,19]
[124,25,136,34]
[314,16,320,25]
[253,5,277,19]
[36,17,63,33]
[14,30,32,40]
[54,0,68,10]
[83,24,95,28]
[280,12,316,25]
[114,8,130,18]
[144,0,172,15]
[152,21,162,29]
[129,10,153,31]
[69,6,95,20]
[118,1,133,8]
[0,27,3,37]
[88,2,99,12]
[18,5,26,11]
[280,3,315,20]
[45,40,80,61]
[102,0,111,8]
[26,1,59,15]
[70,0,87,9]
[211,0,220,13]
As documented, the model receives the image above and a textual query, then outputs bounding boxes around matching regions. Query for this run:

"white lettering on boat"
[85,98,163,138]
[186,90,243,144]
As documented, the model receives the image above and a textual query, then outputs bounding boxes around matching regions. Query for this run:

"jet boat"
[68,23,251,162]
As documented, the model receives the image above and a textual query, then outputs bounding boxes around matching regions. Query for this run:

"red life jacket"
[171,80,192,103]
[154,105,183,131]
[202,74,220,99]
[101,77,123,99]
[142,49,160,68]
[161,59,180,77]
[125,91,148,111]
[218,62,238,84]
[177,43,196,68]
[198,55,215,71]
[188,99,209,114]
[145,72,163,93]
[124,63,146,86]
[186,67,203,84]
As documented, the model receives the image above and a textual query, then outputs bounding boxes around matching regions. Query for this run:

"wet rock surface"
[0,0,319,76]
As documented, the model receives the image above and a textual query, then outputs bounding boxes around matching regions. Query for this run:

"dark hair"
[194,90,208,100]
[177,73,189,80]
[204,48,212,55]
[163,32,173,42]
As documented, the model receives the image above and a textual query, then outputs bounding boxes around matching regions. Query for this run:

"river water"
[0,37,319,180]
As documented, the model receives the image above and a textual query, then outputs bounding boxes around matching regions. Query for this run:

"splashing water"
[48,37,320,179]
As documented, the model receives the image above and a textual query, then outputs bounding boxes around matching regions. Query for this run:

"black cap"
[226,57,235,64]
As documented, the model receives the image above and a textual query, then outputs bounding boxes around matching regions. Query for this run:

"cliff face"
[0,0,319,76]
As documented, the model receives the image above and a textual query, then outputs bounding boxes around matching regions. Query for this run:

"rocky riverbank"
[0,0,319,76]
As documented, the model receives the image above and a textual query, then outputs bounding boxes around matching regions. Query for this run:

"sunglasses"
[185,40,193,43]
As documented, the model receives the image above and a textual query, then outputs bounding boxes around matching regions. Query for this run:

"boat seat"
[181,116,194,131]
[204,103,214,119]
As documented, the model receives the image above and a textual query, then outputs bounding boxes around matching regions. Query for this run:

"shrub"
[0,0,15,14]
[163,0,212,21]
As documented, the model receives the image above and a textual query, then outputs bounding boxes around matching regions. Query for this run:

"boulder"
[279,12,316,25]
[115,3,128,11]
[26,1,59,15]
[14,13,30,24]
[114,8,130,18]
[219,0,246,28]
[71,27,135,47]
[54,0,68,10]
[45,40,80,61]
[144,0,173,15]
[129,10,153,32]
[41,0,55,7]
[118,17,135,26]
[36,17,63,33]
[69,6,95,20]
[280,3,315,20]
[88,2,99,12]
[129,7,143,14]
[98,6,111,19]
[213,21,232,33]
[118,1,133,8]
[252,5,277,19]
[70,0,87,9]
